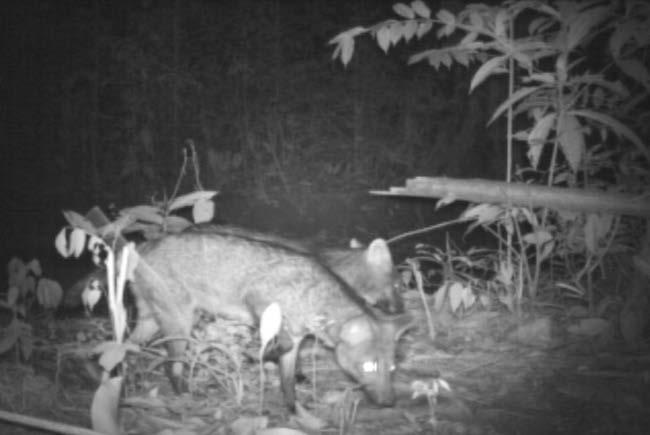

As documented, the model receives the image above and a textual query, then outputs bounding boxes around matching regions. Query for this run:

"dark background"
[2,0,506,275]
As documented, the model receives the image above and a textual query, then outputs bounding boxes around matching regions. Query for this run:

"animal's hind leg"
[158,305,194,394]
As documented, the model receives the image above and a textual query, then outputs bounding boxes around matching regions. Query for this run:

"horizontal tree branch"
[372,177,650,218]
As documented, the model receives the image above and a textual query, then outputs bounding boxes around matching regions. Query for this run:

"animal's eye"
[390,363,396,372]
[362,360,378,373]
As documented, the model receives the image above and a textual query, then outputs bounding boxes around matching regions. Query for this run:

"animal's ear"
[339,316,374,346]
[365,239,393,268]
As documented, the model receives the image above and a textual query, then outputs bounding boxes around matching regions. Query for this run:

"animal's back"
[132,231,370,339]
[186,223,405,314]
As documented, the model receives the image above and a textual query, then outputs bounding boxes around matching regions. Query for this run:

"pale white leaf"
[91,376,123,435]
[339,34,355,66]
[192,198,214,224]
[260,302,282,350]
[168,190,218,212]
[82,286,103,312]
[55,229,70,258]
[70,228,88,258]
[448,281,465,312]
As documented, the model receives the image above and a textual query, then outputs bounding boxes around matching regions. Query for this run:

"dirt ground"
[2,287,650,435]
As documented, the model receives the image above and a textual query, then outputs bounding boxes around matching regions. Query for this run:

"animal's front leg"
[277,335,302,411]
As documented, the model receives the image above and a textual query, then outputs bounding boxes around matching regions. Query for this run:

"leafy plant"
[332,0,649,308]
[1,257,63,361]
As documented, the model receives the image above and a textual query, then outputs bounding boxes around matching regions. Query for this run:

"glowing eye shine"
[362,360,378,373]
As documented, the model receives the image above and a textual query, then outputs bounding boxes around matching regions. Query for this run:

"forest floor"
[2,287,650,435]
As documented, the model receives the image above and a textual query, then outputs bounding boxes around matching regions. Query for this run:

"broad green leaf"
[411,0,431,19]
[389,21,404,45]
[566,6,611,52]
[416,20,433,38]
[376,25,391,53]
[393,3,414,19]
[436,9,455,26]
[494,9,508,39]
[436,9,456,36]
[488,86,539,125]
[460,31,478,46]
[570,109,649,162]
[557,113,585,172]
[470,54,508,92]
[402,20,418,42]
[528,112,556,147]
